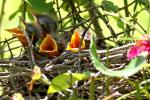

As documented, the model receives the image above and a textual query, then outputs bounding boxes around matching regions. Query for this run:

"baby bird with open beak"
[34,13,65,56]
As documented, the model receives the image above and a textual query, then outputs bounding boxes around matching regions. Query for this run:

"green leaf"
[27,11,34,21]
[137,0,150,14]
[117,19,124,29]
[76,0,87,6]
[61,0,71,12]
[90,35,146,77]
[61,0,87,12]
[47,72,90,94]
[9,10,20,21]
[137,0,149,5]
[25,0,54,13]
[9,5,22,21]
[101,0,119,12]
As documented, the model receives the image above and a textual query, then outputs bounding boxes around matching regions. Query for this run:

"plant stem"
[87,0,104,39]
[147,2,150,34]
[124,0,130,36]
[22,0,26,20]
[0,0,6,59]
[105,77,110,96]
[90,75,95,100]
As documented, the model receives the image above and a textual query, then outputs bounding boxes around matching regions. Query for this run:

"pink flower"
[127,46,139,59]
[127,35,150,59]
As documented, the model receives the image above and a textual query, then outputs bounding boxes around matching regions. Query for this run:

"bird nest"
[0,36,139,99]
[0,0,150,99]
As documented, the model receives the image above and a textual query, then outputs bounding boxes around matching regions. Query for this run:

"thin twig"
[0,37,15,43]
[0,72,31,79]
[78,21,92,72]
[5,38,13,58]
[44,57,78,70]
[119,0,136,11]
[19,26,36,68]
[43,43,133,71]
[0,45,22,53]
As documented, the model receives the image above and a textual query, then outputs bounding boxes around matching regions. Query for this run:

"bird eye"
[40,23,50,33]
[41,24,46,29]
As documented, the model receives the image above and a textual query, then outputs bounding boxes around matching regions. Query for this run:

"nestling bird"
[33,14,65,55]
[20,17,43,46]
[33,14,57,39]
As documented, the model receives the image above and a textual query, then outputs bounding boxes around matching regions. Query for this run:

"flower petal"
[27,80,35,91]
[136,36,150,52]
[127,46,140,59]
[32,66,41,80]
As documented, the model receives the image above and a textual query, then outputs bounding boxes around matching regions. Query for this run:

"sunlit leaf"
[9,5,21,21]
[117,19,124,29]
[27,11,34,21]
[9,10,20,21]
[101,1,119,12]
[137,0,149,5]
[90,35,146,77]
[47,72,90,94]
[25,0,54,13]
[76,0,87,6]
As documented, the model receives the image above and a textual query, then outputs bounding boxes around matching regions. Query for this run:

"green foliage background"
[0,0,150,59]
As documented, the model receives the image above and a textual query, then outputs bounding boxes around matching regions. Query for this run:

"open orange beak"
[6,28,28,47]
[66,31,85,52]
[39,34,59,57]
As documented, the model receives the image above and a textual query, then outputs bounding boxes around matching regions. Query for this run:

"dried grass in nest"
[0,36,136,99]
